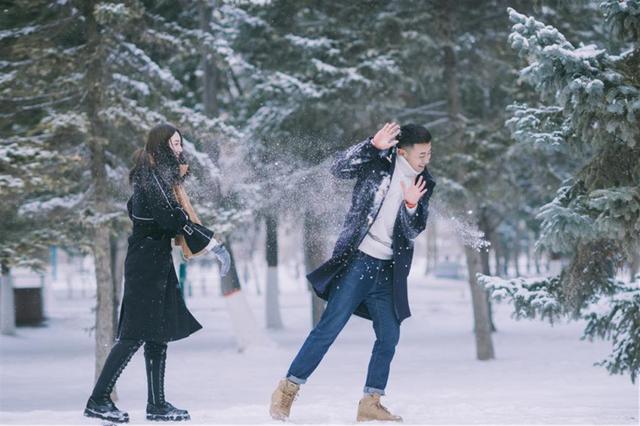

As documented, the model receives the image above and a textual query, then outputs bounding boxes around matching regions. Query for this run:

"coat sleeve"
[183,222,217,254]
[330,137,390,179]
[145,171,218,253]
[397,178,436,241]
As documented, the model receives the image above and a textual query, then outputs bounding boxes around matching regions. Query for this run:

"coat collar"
[387,148,436,184]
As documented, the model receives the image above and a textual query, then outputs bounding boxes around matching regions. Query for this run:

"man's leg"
[363,260,400,396]
[271,252,376,420]
[286,253,376,383]
[357,261,402,422]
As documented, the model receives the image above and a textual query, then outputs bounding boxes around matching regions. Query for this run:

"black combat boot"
[84,339,143,423]
[145,342,190,422]
[84,396,130,424]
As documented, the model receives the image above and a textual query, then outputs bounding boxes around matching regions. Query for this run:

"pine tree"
[2,0,236,380]
[479,1,640,382]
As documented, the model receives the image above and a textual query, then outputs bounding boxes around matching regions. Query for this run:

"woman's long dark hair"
[129,123,188,185]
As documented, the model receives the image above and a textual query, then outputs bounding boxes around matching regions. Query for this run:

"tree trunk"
[199,1,219,117]
[265,214,283,329]
[502,242,510,276]
[478,213,496,332]
[303,209,328,327]
[425,215,437,275]
[526,237,531,274]
[464,247,495,360]
[92,226,117,383]
[534,250,541,274]
[50,245,58,282]
[493,236,502,277]
[479,245,496,333]
[0,262,15,336]
[513,236,521,277]
[89,143,117,388]
[198,0,221,166]
[245,224,262,295]
[629,251,639,283]
[83,0,117,390]
[441,0,495,359]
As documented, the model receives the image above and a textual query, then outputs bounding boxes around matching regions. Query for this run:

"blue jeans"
[287,251,400,395]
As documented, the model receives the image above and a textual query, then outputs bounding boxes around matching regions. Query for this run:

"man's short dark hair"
[398,124,432,148]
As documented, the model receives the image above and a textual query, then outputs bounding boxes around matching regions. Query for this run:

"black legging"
[90,339,168,405]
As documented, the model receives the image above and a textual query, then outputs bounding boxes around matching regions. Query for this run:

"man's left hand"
[400,175,428,206]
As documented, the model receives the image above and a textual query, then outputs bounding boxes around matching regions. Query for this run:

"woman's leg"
[84,339,143,423]
[144,341,167,407]
[144,341,190,421]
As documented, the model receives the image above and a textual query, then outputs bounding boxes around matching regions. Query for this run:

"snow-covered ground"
[0,265,637,425]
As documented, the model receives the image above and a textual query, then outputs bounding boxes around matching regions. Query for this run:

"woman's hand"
[211,244,231,277]
[400,175,428,206]
[371,122,401,151]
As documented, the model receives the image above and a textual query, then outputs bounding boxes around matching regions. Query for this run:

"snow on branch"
[582,279,640,382]
[95,2,143,26]
[507,7,640,150]
[255,71,323,99]
[601,0,640,42]
[535,185,598,254]
[505,103,567,148]
[112,73,150,96]
[285,34,336,51]
[19,193,85,216]
[478,274,564,322]
[121,42,183,92]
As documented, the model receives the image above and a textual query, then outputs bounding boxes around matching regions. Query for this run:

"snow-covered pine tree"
[479,1,640,382]
[2,0,235,380]
[490,0,611,278]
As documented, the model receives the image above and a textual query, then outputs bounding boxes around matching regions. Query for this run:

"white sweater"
[358,154,419,260]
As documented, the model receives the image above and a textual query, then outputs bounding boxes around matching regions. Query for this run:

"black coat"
[307,138,436,323]
[117,167,215,342]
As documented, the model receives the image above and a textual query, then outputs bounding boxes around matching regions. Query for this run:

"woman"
[84,124,231,423]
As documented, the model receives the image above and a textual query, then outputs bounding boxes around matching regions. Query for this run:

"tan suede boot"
[269,379,300,421]
[356,393,403,422]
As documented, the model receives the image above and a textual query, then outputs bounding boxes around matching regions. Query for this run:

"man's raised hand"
[400,175,428,206]
[372,122,401,150]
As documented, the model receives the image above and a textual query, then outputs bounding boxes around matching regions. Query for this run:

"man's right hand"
[371,122,401,150]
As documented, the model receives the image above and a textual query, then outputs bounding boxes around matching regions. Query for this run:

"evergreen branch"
[478,274,565,322]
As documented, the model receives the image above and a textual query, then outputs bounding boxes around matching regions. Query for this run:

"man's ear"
[397,147,406,157]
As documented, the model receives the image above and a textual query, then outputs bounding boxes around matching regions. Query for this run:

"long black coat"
[307,138,436,323]
[117,167,215,342]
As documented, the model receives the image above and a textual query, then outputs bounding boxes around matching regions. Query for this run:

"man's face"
[398,142,431,172]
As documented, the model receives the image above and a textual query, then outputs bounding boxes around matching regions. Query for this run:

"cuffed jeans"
[287,250,400,395]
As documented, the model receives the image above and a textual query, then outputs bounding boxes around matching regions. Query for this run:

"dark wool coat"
[307,138,436,323]
[117,167,214,342]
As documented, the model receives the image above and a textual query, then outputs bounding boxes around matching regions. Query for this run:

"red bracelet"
[405,201,417,209]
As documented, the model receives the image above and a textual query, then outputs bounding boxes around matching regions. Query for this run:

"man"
[270,122,436,422]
